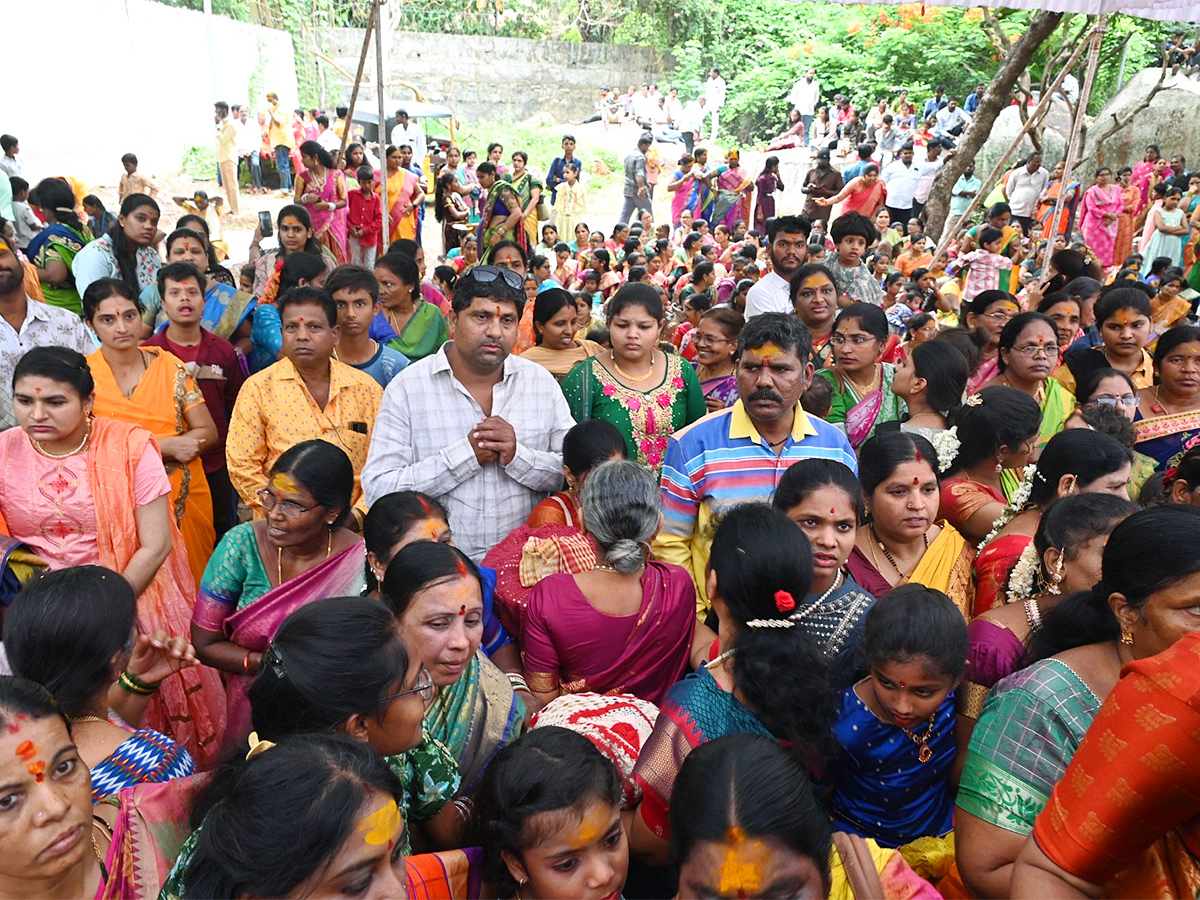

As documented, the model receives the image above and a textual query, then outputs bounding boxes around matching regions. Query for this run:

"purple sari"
[221,541,367,747]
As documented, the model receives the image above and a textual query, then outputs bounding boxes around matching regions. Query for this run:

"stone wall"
[7,0,298,185]
[326,28,666,125]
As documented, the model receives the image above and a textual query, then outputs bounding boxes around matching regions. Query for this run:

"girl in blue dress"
[826,583,967,848]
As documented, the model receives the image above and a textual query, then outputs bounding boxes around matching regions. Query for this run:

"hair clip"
[774,590,796,613]
[246,732,276,761]
[745,617,797,629]
[965,393,983,407]
[263,644,288,679]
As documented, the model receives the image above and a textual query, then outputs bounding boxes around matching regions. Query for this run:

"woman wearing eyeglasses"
[818,303,907,448]
[693,306,744,410]
[980,312,1074,495]
[963,291,1020,394]
[1133,325,1200,471]
[191,439,366,749]
[241,597,464,853]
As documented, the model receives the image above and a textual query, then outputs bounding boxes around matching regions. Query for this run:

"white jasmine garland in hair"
[1006,541,1042,605]
[978,463,1038,551]
[930,427,960,474]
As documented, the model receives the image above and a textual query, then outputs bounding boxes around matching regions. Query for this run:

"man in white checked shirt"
[362,265,575,561]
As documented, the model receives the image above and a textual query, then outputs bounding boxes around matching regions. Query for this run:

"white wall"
[6,0,298,189]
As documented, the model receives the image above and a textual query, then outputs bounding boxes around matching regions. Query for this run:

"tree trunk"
[925,10,1065,242]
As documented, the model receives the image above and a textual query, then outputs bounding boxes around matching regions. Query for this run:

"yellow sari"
[88,347,215,588]
[381,168,420,244]
[907,524,975,620]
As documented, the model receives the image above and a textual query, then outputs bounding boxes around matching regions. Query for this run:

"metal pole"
[934,24,1096,258]
[1047,16,1106,241]
[376,0,390,250]
[336,11,376,167]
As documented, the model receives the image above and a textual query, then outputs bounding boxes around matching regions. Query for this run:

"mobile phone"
[258,210,273,237]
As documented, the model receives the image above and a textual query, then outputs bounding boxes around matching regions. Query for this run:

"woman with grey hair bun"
[521,460,712,710]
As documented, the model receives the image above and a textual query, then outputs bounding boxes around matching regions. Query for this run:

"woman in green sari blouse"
[382,540,526,795]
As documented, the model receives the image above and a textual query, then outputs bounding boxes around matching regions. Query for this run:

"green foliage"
[457,120,621,192]
[181,145,218,180]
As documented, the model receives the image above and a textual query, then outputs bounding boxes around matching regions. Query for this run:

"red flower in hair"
[774,590,796,613]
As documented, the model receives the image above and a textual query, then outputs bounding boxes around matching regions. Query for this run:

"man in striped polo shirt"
[654,313,857,617]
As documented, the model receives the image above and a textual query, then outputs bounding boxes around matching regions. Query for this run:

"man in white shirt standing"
[316,115,341,154]
[704,67,727,143]
[787,69,821,147]
[744,215,811,319]
[1005,151,1050,234]
[390,109,426,166]
[361,265,574,562]
[881,144,921,227]
[912,139,952,222]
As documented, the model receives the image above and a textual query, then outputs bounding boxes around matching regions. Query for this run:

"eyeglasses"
[1087,396,1139,408]
[380,668,435,705]
[979,311,1016,323]
[256,489,319,518]
[830,334,879,347]
[693,332,732,346]
[1009,344,1060,359]
[469,264,525,292]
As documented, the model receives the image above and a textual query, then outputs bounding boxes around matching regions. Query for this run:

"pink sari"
[300,167,348,264]
[966,354,999,395]
[101,775,485,900]
[1078,183,1124,267]
[221,541,366,748]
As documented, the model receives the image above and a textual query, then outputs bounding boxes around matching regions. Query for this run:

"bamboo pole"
[335,9,375,168]
[376,0,389,250]
[1047,16,1107,241]
[934,22,1097,258]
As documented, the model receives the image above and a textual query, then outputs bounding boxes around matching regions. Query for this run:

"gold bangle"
[958,680,990,719]
[118,672,157,696]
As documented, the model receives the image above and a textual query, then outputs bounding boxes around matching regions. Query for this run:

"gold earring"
[1121,630,1134,645]
[1047,551,1064,595]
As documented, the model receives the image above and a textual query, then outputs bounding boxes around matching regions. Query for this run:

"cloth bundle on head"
[482,524,597,638]
[531,692,659,809]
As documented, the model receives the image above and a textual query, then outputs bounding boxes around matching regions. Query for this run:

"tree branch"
[923,10,1066,242]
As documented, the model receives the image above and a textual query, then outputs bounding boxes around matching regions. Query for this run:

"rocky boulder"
[1081,67,1200,173]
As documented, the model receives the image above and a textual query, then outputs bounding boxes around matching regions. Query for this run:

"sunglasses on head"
[470,264,525,292]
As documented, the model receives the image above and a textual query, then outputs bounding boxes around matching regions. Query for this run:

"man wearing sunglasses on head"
[362,264,575,562]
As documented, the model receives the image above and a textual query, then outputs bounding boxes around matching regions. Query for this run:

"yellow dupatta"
[87,347,215,588]
[905,524,975,619]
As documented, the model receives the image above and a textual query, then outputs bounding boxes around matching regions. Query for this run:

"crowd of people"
[3,67,1200,900]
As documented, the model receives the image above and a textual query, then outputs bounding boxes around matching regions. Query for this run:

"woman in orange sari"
[83,278,217,587]
[1112,166,1141,267]
[0,347,225,768]
[1011,507,1200,900]
[380,144,424,248]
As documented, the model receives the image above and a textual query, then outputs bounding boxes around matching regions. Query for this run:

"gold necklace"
[70,715,110,725]
[1001,375,1045,405]
[610,351,654,382]
[277,529,333,584]
[902,713,938,763]
[32,418,92,460]
[843,364,880,397]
